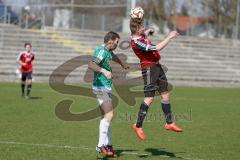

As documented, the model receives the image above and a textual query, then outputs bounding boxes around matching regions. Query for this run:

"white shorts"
[93,90,112,106]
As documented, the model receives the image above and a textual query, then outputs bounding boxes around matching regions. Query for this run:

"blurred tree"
[73,0,127,16]
[139,0,165,20]
[202,0,238,38]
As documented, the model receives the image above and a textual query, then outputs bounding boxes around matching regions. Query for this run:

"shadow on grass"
[96,149,138,160]
[28,96,42,100]
[96,148,186,159]
[138,148,185,159]
[115,149,138,156]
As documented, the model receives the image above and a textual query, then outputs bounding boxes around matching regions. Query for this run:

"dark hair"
[130,18,143,34]
[104,31,120,43]
[24,42,32,48]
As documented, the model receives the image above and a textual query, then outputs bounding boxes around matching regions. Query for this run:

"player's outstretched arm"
[155,31,179,51]
[88,61,112,79]
[111,53,129,70]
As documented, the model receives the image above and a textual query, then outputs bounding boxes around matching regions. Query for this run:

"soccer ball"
[130,6,144,19]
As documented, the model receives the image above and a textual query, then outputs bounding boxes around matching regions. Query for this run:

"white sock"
[105,127,111,146]
[97,118,110,147]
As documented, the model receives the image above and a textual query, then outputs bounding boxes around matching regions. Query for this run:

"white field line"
[0,141,88,149]
[0,140,148,156]
[0,140,205,159]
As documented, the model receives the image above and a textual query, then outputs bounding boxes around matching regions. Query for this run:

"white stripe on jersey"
[16,52,24,61]
[97,49,105,61]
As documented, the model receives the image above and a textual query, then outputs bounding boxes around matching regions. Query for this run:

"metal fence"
[0,4,124,31]
[0,3,239,40]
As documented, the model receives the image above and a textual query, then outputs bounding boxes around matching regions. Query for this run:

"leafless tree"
[202,0,238,38]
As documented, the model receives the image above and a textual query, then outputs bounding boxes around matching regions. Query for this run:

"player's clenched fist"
[168,31,179,39]
[101,68,112,79]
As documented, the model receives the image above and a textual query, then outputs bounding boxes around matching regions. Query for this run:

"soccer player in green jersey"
[88,31,128,158]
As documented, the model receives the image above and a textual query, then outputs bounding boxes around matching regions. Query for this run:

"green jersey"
[92,44,113,92]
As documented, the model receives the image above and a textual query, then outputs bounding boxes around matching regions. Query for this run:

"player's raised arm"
[88,59,112,79]
[111,53,129,69]
[155,31,179,51]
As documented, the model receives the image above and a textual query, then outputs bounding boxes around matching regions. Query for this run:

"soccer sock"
[136,102,149,128]
[161,100,173,124]
[98,118,110,147]
[27,84,32,96]
[21,83,25,95]
[105,127,111,146]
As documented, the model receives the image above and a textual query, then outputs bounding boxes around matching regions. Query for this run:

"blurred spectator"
[0,0,18,24]
[21,5,42,29]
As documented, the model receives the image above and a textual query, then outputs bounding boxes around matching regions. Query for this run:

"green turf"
[0,83,240,160]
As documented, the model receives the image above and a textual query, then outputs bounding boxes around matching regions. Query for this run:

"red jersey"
[130,34,160,69]
[17,51,35,73]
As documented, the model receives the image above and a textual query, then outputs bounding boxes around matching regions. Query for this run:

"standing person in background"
[17,43,35,99]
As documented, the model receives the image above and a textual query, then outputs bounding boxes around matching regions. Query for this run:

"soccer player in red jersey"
[130,18,183,141]
[17,43,35,98]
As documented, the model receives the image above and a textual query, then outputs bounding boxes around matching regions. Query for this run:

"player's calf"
[161,92,183,132]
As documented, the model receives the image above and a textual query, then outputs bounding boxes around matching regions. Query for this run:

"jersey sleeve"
[133,39,157,52]
[16,52,23,61]
[92,49,105,64]
[31,54,35,61]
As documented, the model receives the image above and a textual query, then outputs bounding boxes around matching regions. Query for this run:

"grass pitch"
[0,83,240,160]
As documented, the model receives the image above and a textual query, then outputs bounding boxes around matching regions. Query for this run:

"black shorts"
[21,72,32,81]
[142,64,168,97]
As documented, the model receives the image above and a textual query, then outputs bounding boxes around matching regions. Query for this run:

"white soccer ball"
[130,6,144,19]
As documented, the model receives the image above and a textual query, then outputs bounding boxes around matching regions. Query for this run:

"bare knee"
[161,92,170,102]
[27,79,32,85]
[144,97,154,106]
[104,110,113,121]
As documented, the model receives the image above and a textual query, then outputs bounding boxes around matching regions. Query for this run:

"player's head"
[130,18,144,35]
[104,31,120,51]
[24,43,32,52]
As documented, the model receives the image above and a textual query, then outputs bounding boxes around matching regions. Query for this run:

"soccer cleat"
[164,122,183,132]
[96,145,117,158]
[131,124,146,141]
[106,145,118,158]
[96,146,107,159]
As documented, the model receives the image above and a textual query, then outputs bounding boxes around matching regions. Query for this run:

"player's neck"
[132,33,141,38]
[104,44,111,51]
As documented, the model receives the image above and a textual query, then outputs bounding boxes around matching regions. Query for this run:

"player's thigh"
[21,72,27,81]
[93,90,113,113]
[142,65,160,98]
[157,64,169,94]
[26,72,32,83]
[99,94,114,120]
[101,101,114,120]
